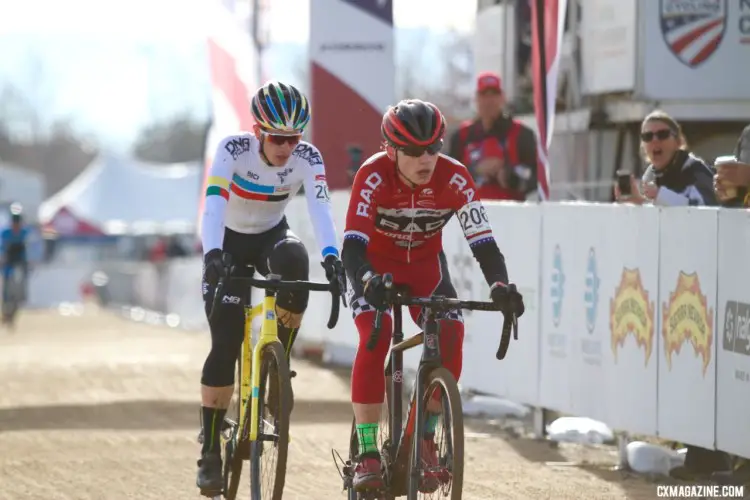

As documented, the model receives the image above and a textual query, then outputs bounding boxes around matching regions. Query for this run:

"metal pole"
[251,0,263,84]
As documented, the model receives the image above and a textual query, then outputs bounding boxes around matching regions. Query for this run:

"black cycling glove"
[203,248,226,287]
[363,273,389,312]
[490,281,525,318]
[322,254,348,307]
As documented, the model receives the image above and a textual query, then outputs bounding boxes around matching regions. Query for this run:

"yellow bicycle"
[205,254,344,500]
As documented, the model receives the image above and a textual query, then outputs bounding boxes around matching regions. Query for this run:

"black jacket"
[642,150,717,207]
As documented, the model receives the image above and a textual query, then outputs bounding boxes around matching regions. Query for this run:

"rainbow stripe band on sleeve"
[206,176,230,200]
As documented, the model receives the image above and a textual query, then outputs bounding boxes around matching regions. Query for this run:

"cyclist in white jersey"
[196,81,346,495]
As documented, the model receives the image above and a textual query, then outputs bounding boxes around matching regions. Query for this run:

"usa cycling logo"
[584,247,600,334]
[550,244,565,327]
[660,0,727,68]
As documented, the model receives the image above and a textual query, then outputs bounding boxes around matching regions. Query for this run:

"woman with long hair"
[615,110,716,206]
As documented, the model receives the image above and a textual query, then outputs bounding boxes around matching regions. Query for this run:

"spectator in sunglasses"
[615,110,716,207]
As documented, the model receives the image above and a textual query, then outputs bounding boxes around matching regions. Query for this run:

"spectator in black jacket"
[615,110,717,206]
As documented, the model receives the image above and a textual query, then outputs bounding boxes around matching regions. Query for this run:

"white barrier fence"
[25,193,750,460]
[284,193,750,460]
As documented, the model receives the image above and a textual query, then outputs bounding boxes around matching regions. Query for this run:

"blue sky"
[0,0,476,150]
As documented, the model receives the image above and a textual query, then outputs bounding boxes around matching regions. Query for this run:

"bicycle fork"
[248,293,277,442]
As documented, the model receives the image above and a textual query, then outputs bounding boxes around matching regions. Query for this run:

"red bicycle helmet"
[381,99,446,150]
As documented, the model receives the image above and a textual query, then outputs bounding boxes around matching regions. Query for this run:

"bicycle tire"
[407,367,464,500]
[223,362,245,499]
[250,341,291,500]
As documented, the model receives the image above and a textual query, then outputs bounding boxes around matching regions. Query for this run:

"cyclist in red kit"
[341,99,525,493]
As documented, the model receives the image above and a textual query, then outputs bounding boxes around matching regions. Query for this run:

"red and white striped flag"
[197,0,261,234]
[531,0,568,201]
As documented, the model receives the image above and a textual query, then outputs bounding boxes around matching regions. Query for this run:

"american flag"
[531,0,568,201]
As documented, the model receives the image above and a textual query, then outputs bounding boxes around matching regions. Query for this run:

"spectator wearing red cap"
[448,71,538,201]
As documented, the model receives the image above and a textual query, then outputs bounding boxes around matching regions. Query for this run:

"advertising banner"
[715,209,750,458]
[657,208,718,449]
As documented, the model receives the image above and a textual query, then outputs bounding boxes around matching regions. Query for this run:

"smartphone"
[616,170,632,195]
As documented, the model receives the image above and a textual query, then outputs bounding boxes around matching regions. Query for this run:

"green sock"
[424,413,439,436]
[356,423,379,455]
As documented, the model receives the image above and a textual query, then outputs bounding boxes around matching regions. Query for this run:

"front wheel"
[222,354,247,499]
[250,341,291,500]
[407,367,464,500]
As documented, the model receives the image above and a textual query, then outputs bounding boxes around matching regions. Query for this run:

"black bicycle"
[333,273,519,499]
[202,253,345,500]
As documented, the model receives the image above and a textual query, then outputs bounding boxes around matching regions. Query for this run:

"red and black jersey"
[342,152,510,293]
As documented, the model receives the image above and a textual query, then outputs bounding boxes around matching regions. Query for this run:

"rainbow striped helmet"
[251,81,311,134]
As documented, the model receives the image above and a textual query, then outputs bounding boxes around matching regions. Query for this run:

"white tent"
[38,153,202,236]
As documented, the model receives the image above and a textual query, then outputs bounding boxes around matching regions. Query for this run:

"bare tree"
[397,30,474,124]
[132,113,210,163]
[0,83,98,196]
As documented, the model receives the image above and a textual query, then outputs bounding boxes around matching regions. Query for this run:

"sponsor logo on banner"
[660,0,727,68]
[585,247,600,334]
[550,244,565,327]
[547,244,567,358]
[722,300,750,382]
[662,271,714,375]
[610,268,655,365]
[581,247,602,365]
[320,42,385,52]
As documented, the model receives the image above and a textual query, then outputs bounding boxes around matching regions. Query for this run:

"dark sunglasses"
[640,129,673,142]
[263,132,302,146]
[399,140,443,158]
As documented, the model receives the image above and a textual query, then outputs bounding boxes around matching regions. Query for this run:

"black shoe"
[196,452,222,496]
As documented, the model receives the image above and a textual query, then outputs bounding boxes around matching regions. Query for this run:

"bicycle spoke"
[250,342,290,500]
[410,368,464,500]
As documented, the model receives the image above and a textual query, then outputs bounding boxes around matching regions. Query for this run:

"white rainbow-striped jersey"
[200,133,339,260]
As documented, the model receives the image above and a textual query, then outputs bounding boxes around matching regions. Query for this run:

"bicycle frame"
[237,291,279,443]
[209,259,342,446]
[384,304,446,471]
[364,274,519,492]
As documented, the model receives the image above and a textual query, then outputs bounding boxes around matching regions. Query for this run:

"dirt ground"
[0,308,665,499]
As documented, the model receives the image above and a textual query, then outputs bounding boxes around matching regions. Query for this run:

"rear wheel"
[407,367,464,499]
[250,341,291,499]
